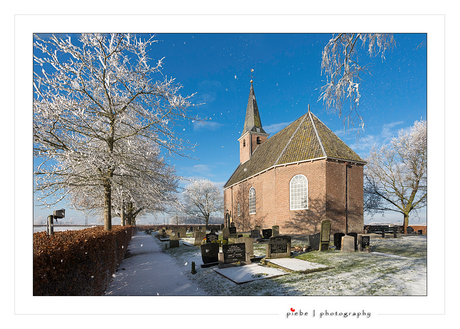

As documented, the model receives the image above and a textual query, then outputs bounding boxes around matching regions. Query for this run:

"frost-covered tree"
[364,120,427,232]
[320,33,395,130]
[34,33,195,231]
[67,136,180,226]
[182,179,223,228]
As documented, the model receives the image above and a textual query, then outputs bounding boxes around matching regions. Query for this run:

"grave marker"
[320,220,331,251]
[334,233,345,250]
[272,225,280,237]
[206,233,219,243]
[266,235,291,259]
[200,243,219,267]
[341,235,355,252]
[235,236,254,258]
[222,243,246,264]
[262,229,272,239]
[308,233,320,251]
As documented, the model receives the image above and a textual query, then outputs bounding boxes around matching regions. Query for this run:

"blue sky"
[33,33,427,226]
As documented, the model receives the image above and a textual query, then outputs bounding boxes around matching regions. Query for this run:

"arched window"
[249,187,256,214]
[237,203,241,216]
[256,137,261,144]
[290,174,308,210]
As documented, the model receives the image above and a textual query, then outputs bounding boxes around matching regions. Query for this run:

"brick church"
[223,82,366,235]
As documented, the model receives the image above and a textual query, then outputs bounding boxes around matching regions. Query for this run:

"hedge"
[33,225,134,296]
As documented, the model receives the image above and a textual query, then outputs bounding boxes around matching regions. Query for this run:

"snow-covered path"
[104,231,206,296]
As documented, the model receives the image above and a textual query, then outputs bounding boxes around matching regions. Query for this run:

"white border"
[14,13,446,326]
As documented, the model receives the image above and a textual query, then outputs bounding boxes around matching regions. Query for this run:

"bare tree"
[364,120,427,232]
[34,33,195,231]
[182,179,223,228]
[320,33,395,130]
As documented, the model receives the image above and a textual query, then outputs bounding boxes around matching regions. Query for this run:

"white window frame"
[249,187,256,215]
[290,174,308,210]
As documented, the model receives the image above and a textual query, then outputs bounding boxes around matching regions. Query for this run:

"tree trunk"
[103,178,112,231]
[121,203,125,226]
[403,213,409,234]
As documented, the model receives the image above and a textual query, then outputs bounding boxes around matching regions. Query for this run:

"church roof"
[241,82,267,136]
[224,110,365,188]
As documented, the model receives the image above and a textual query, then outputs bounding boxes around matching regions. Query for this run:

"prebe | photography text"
[286,308,371,319]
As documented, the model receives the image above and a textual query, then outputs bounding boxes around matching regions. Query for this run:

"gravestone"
[255,225,261,231]
[262,229,273,239]
[235,236,254,258]
[266,235,291,259]
[348,232,358,251]
[222,243,246,264]
[362,235,370,249]
[250,229,261,240]
[169,239,179,248]
[407,226,414,234]
[272,225,280,237]
[308,233,320,251]
[228,226,238,238]
[206,233,219,243]
[341,235,355,252]
[222,227,230,240]
[320,220,331,251]
[210,228,218,234]
[175,227,187,239]
[418,230,423,235]
[334,233,345,250]
[200,243,219,267]
[194,231,206,246]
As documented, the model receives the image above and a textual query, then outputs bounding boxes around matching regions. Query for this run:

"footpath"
[104,231,206,296]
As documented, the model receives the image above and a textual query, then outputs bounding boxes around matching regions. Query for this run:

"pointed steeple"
[241,81,267,137]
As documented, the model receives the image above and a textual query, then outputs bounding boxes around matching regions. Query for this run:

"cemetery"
[138,223,426,294]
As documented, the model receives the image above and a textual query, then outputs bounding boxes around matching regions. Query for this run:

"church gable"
[224,110,365,189]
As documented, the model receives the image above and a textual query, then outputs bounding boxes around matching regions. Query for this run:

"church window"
[243,140,246,147]
[237,203,241,216]
[257,137,261,144]
[290,174,308,210]
[249,187,256,214]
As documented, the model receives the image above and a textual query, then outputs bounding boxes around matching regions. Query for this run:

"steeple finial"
[249,68,255,84]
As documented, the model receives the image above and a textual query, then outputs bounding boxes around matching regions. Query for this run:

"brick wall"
[224,159,364,235]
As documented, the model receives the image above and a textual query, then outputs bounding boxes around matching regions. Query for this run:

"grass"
[160,233,427,296]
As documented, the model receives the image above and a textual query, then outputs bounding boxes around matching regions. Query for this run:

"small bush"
[33,225,134,296]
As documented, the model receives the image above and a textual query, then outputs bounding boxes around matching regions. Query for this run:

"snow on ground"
[163,233,427,296]
[104,231,426,296]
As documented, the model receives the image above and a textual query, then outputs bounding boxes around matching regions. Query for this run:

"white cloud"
[193,120,223,131]
[264,121,292,134]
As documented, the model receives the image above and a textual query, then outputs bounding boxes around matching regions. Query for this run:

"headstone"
[200,243,219,265]
[272,225,280,236]
[348,232,358,251]
[210,228,218,234]
[229,227,237,234]
[320,220,331,251]
[266,235,291,259]
[235,236,254,258]
[308,233,320,251]
[341,235,355,252]
[262,229,272,239]
[176,227,187,239]
[418,230,423,235]
[334,233,345,250]
[222,243,246,264]
[222,227,230,240]
[255,225,261,231]
[407,226,414,234]
[169,239,179,248]
[194,231,206,246]
[250,229,261,240]
[362,235,370,249]
[206,233,219,243]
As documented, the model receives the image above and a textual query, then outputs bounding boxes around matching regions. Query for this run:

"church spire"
[241,80,267,137]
